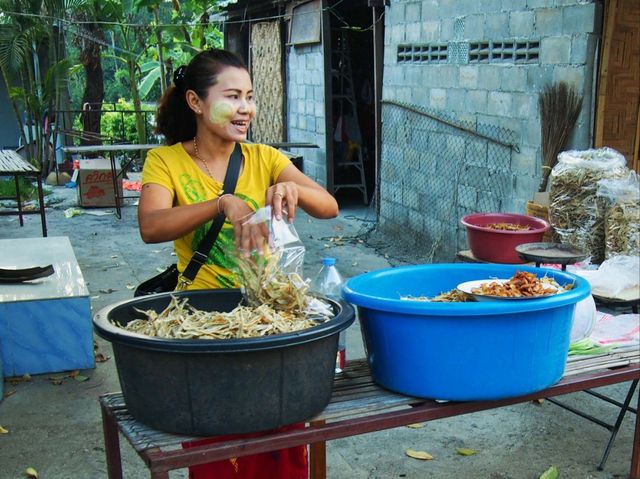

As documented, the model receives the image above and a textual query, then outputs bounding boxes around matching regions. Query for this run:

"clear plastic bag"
[233,207,333,321]
[597,171,640,259]
[549,147,628,263]
[238,206,305,275]
[575,255,640,299]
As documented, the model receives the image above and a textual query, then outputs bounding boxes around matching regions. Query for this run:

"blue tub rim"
[343,263,591,316]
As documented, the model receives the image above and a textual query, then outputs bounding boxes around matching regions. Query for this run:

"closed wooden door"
[595,0,640,172]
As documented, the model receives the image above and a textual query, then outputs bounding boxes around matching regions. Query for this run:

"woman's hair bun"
[173,65,187,90]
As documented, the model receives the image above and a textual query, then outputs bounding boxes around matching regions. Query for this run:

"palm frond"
[42,57,72,102]
[138,64,160,99]
[0,28,31,74]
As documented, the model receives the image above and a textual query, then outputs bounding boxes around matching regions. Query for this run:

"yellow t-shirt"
[141,142,291,289]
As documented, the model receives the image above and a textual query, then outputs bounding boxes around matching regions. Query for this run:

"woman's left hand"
[267,182,299,223]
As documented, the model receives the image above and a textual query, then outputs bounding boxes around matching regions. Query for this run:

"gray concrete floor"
[0,183,637,479]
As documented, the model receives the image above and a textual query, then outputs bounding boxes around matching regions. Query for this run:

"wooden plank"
[0,150,39,173]
[594,0,640,166]
[595,0,617,148]
[140,365,639,470]
[634,101,640,173]
[101,348,639,455]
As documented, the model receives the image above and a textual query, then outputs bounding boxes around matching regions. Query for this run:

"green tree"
[73,0,108,146]
[135,0,224,101]
[0,0,88,173]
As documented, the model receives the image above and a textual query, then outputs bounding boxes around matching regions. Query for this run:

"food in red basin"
[461,213,550,264]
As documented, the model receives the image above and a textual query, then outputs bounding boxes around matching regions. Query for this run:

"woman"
[138,48,338,478]
[139,48,338,288]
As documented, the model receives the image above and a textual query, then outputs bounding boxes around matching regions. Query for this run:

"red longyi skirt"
[182,423,308,479]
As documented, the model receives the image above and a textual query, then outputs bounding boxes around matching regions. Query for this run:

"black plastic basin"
[93,289,355,436]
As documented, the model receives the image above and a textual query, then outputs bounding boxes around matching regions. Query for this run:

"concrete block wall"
[378,0,600,260]
[286,44,328,187]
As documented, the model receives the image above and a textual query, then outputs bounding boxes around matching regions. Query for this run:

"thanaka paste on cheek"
[209,101,234,126]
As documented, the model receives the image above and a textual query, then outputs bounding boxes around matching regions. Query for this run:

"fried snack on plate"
[472,270,559,297]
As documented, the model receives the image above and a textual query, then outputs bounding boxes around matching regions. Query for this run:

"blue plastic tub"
[343,263,591,401]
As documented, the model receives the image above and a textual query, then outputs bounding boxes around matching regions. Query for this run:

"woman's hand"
[220,194,269,255]
[267,181,299,223]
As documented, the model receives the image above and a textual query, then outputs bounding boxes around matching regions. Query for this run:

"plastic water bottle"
[311,257,347,374]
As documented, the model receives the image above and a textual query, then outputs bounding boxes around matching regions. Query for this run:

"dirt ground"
[0,183,637,479]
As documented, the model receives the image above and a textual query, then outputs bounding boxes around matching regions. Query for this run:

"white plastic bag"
[570,295,596,343]
[590,311,640,351]
[575,255,640,298]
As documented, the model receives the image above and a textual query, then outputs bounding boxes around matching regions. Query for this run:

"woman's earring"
[196,110,202,114]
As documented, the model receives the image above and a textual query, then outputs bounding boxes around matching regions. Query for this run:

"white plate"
[456,279,559,301]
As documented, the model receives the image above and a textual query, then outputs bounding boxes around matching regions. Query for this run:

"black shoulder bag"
[134,143,242,296]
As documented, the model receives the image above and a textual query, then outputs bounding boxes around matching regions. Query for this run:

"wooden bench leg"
[309,420,327,479]
[101,401,124,479]
[149,467,170,479]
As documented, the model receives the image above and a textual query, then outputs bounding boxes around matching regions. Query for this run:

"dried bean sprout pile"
[122,253,333,340]
[125,296,320,339]
[400,289,472,302]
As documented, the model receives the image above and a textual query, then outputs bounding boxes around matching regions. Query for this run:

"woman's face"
[198,66,256,142]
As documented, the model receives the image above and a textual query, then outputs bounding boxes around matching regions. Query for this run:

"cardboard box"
[77,158,123,207]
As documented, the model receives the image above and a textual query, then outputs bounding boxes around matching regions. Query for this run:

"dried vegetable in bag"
[597,171,640,259]
[549,147,628,263]
[233,206,333,321]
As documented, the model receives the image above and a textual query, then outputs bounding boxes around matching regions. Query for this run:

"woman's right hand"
[219,195,269,255]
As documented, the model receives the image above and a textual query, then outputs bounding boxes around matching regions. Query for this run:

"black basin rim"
[93,289,356,353]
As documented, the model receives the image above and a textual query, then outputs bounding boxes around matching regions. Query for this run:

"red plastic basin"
[461,213,550,264]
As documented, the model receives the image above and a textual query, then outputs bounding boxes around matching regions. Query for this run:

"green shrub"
[101,99,155,143]
[0,177,47,201]
[70,99,156,144]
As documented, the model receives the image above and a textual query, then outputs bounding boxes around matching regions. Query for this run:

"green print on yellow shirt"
[191,225,239,287]
[179,173,206,203]
[235,192,259,212]
[189,193,261,288]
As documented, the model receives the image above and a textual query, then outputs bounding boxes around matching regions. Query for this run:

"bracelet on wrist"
[217,193,232,215]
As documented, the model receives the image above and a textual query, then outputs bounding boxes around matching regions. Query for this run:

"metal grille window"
[469,40,539,64]
[397,44,448,64]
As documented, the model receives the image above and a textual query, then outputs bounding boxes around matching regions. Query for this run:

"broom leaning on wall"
[527,82,584,242]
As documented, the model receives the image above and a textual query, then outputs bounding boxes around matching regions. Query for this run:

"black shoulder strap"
[180,142,242,286]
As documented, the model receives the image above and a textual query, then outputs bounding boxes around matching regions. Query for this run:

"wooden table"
[99,351,640,479]
[0,149,47,236]
[61,144,159,218]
